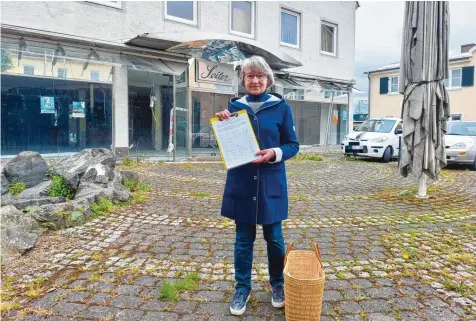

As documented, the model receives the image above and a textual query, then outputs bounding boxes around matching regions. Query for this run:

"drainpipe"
[367,73,371,117]
[325,92,334,146]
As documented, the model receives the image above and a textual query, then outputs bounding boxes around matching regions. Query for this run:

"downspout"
[367,73,371,117]
[325,92,334,146]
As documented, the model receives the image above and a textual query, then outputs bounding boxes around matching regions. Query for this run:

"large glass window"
[1,75,112,155]
[230,1,254,37]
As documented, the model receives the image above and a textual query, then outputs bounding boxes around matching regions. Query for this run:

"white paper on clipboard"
[210,110,260,170]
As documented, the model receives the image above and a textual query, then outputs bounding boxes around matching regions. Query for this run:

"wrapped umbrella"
[399,1,451,197]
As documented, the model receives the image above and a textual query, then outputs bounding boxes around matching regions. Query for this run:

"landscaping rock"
[31,202,74,230]
[1,173,9,195]
[12,197,67,210]
[3,151,48,188]
[82,164,112,185]
[1,205,42,257]
[16,180,53,199]
[75,182,114,205]
[52,148,115,188]
[120,170,139,184]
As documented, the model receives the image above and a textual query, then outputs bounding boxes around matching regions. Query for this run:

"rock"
[12,197,67,210]
[30,202,74,230]
[82,164,112,185]
[120,170,139,184]
[52,148,115,188]
[3,152,48,188]
[109,181,132,202]
[1,205,42,257]
[75,181,114,205]
[1,173,9,195]
[16,180,53,199]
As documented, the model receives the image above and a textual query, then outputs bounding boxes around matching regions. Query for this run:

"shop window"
[321,20,337,56]
[90,71,100,82]
[1,75,113,155]
[23,65,34,75]
[165,1,197,26]
[284,88,304,100]
[230,1,255,38]
[57,68,68,79]
[280,8,300,48]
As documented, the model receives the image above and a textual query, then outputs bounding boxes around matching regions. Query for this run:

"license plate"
[352,145,360,150]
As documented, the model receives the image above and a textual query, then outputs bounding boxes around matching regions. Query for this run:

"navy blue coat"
[220,93,299,225]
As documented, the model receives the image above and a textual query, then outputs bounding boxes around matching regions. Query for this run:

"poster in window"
[342,110,348,121]
[332,110,339,125]
[40,96,55,114]
[72,101,86,118]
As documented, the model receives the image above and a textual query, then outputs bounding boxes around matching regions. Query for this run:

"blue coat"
[220,93,299,225]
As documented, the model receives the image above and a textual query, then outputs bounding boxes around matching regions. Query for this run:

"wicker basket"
[284,243,326,321]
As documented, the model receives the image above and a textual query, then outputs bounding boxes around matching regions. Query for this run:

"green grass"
[159,273,200,301]
[8,181,25,196]
[293,153,324,161]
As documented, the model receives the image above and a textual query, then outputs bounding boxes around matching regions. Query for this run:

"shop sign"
[332,110,339,125]
[40,96,55,114]
[196,60,234,85]
[72,101,86,118]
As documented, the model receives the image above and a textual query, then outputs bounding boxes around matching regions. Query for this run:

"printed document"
[210,110,260,170]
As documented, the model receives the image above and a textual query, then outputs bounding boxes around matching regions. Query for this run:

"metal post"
[398,135,402,167]
[173,75,177,162]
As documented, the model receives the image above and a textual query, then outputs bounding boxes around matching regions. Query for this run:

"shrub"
[91,197,114,217]
[49,175,74,199]
[8,182,25,196]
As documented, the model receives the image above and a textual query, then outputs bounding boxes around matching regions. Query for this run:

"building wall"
[0,1,356,81]
[369,51,476,120]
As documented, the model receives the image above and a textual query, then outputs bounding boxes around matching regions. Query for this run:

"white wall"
[1,1,356,82]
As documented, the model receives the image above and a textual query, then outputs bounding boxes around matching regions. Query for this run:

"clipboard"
[210,110,261,170]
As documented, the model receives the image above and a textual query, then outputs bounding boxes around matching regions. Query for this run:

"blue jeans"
[234,221,285,291]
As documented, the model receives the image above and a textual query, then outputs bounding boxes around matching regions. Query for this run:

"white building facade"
[1,1,358,159]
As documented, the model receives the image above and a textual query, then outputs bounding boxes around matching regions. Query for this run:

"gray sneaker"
[230,288,251,316]
[271,284,284,308]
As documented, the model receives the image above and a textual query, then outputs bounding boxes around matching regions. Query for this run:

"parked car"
[445,121,476,170]
[341,117,403,163]
[192,126,217,148]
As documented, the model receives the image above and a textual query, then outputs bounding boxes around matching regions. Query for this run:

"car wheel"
[471,156,476,171]
[382,146,392,163]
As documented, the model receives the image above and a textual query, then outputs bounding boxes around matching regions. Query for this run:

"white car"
[445,121,476,170]
[341,117,403,163]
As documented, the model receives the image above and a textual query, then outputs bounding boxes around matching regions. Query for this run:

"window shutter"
[380,77,389,94]
[462,66,474,87]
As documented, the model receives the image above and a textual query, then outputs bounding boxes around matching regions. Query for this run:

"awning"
[121,54,188,76]
[125,32,302,70]
[275,74,357,93]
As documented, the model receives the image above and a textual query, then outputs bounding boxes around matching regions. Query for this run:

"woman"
[215,55,299,316]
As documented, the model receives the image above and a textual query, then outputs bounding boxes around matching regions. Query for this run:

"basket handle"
[314,243,324,269]
[284,243,293,266]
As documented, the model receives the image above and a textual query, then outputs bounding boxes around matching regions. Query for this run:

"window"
[23,65,34,75]
[283,88,304,100]
[165,1,197,26]
[230,1,254,37]
[324,90,346,98]
[57,68,67,79]
[444,68,462,88]
[90,71,100,82]
[451,114,462,121]
[280,8,300,48]
[389,75,399,93]
[321,21,337,56]
[87,1,123,9]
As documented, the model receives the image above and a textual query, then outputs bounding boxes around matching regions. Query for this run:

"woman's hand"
[215,110,231,120]
[252,149,276,164]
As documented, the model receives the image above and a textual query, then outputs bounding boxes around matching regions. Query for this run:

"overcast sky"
[355,1,476,95]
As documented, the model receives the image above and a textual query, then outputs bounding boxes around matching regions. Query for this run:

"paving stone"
[141,311,179,321]
[115,284,144,296]
[399,312,425,321]
[115,309,145,321]
[421,297,449,308]
[420,308,459,321]
[389,297,423,310]
[195,302,230,315]
[326,280,353,290]
[53,302,87,316]
[141,299,170,311]
[359,299,393,313]
[337,301,363,314]
[135,276,158,287]
[341,316,365,321]
[109,294,142,309]
[352,279,374,289]
[87,293,112,305]
[173,301,198,313]
[365,287,398,299]
[65,291,90,302]
[191,290,224,302]
[321,302,335,315]
[343,289,367,300]
[180,316,208,321]
[82,306,120,319]
[323,290,344,302]
[368,313,398,321]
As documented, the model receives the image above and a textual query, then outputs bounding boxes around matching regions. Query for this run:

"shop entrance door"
[191,92,232,155]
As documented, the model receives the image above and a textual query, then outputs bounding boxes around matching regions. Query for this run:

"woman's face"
[243,68,268,95]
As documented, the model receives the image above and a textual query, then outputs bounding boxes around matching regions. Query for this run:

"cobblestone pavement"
[2,156,475,321]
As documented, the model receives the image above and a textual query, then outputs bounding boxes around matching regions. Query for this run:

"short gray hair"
[239,56,275,88]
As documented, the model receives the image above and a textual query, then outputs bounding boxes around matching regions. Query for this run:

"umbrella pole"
[417,173,427,198]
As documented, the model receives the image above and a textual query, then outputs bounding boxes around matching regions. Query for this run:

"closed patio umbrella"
[399,1,451,197]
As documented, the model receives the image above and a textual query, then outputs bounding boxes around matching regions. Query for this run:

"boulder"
[82,164,112,185]
[109,181,132,202]
[12,197,67,210]
[120,170,140,184]
[1,205,42,257]
[52,148,115,188]
[31,202,74,230]
[1,173,9,195]
[3,152,48,188]
[74,181,114,205]
[16,180,53,199]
